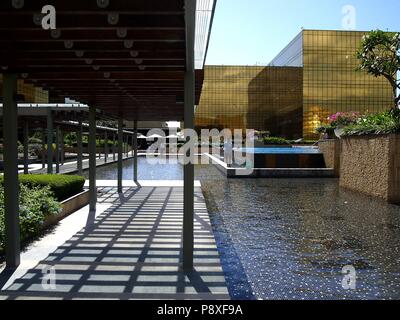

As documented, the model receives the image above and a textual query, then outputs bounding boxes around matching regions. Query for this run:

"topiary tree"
[357,30,400,108]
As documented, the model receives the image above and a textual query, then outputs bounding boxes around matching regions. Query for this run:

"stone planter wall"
[340,134,400,204]
[318,139,341,177]
[42,190,90,229]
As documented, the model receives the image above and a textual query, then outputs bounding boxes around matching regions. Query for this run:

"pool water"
[84,158,400,300]
[82,157,183,180]
[240,147,321,154]
[200,167,400,300]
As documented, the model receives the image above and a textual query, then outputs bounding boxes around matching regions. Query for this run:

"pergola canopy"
[0,0,215,121]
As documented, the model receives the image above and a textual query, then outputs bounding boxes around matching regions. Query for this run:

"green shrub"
[262,137,291,145]
[0,184,62,251]
[343,109,400,136]
[28,137,42,144]
[0,174,85,201]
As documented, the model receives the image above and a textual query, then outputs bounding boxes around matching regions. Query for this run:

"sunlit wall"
[194,30,395,139]
[195,65,303,138]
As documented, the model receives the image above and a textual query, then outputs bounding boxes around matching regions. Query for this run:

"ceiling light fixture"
[107,12,119,25]
[117,28,127,38]
[50,29,61,39]
[124,40,134,49]
[97,0,109,8]
[130,50,139,58]
[33,13,42,26]
[64,40,74,49]
[75,50,84,57]
[12,0,24,9]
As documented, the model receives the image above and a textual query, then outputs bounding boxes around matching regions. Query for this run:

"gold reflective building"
[0,75,49,103]
[196,30,394,138]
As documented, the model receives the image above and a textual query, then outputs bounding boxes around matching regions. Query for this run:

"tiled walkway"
[0,186,229,300]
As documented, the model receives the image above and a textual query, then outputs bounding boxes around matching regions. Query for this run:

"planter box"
[318,139,341,177]
[340,134,400,204]
[42,190,90,229]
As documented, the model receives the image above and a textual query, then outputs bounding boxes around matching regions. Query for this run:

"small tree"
[357,30,400,108]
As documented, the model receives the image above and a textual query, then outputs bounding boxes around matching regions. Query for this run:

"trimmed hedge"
[262,137,291,145]
[0,174,85,201]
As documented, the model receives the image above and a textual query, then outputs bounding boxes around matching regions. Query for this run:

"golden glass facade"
[196,30,395,139]
[196,66,303,138]
[0,75,49,103]
[302,30,393,137]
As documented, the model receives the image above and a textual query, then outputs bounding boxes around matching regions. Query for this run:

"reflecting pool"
[84,158,400,300]
[200,166,400,300]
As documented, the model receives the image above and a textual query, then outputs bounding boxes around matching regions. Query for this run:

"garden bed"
[340,134,400,204]
[0,174,86,255]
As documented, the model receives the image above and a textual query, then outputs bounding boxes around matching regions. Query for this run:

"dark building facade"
[195,30,394,139]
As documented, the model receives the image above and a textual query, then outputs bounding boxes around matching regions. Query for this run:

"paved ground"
[0,183,229,300]
[27,153,134,175]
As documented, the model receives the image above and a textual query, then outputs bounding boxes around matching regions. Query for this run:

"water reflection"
[200,169,400,300]
[83,158,400,299]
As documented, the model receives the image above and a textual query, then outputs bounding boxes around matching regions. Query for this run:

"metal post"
[183,0,196,271]
[118,118,123,193]
[60,130,65,165]
[2,73,20,268]
[46,108,53,174]
[104,131,108,163]
[77,118,83,175]
[98,135,101,159]
[123,135,126,157]
[126,135,128,157]
[23,120,29,174]
[134,121,138,182]
[131,134,134,157]
[113,133,116,161]
[41,128,45,169]
[89,105,97,211]
[55,126,60,173]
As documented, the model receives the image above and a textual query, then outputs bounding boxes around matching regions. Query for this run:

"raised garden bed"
[340,134,400,204]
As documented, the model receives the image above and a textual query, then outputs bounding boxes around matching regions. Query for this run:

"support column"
[118,118,123,193]
[126,135,129,157]
[60,130,65,165]
[104,131,108,163]
[131,134,134,157]
[77,118,83,175]
[133,121,138,182]
[46,109,53,174]
[123,135,126,157]
[183,0,196,271]
[113,133,116,161]
[98,135,101,159]
[89,106,97,211]
[55,126,60,173]
[2,73,20,268]
[41,128,45,169]
[23,120,29,174]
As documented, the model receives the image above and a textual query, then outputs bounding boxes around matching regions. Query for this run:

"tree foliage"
[357,30,400,108]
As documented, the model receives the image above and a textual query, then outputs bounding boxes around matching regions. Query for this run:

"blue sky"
[205,0,400,65]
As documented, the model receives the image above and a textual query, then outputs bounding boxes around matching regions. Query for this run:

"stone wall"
[318,139,341,177]
[340,134,400,204]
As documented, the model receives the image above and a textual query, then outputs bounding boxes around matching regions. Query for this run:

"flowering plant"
[327,112,361,127]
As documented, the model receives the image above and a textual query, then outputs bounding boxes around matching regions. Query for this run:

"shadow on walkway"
[0,187,229,300]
